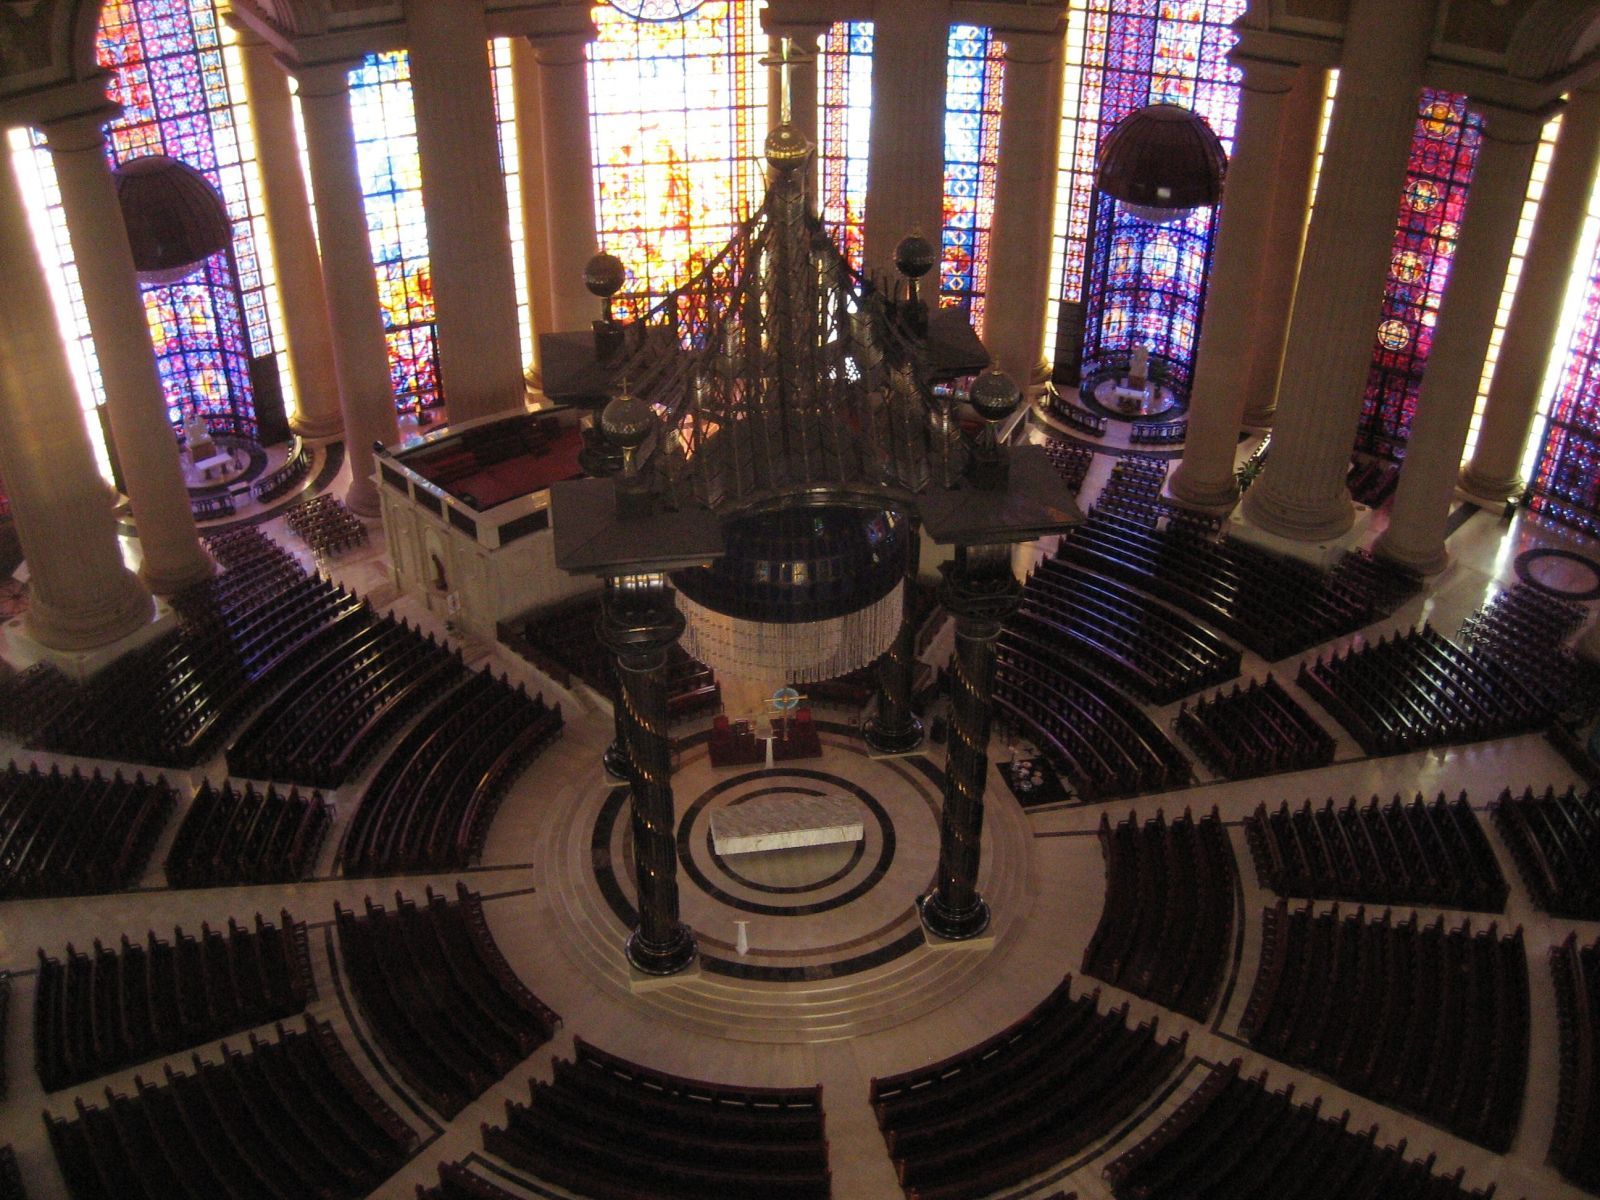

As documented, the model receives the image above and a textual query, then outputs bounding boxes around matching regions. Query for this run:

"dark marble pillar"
[921,543,1020,940]
[599,576,696,975]
[864,519,924,754]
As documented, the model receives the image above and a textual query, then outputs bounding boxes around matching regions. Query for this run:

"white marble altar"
[711,793,865,856]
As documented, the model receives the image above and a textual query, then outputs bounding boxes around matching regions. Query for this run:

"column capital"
[599,577,686,669]
[1468,98,1555,145]
[294,59,359,99]
[1234,55,1300,95]
[39,107,118,154]
[940,544,1022,633]
[763,17,830,42]
[524,30,594,65]
[998,24,1067,65]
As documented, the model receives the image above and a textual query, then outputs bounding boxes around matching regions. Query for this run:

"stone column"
[1240,0,1439,542]
[530,32,601,335]
[511,36,554,376]
[983,25,1067,385]
[863,2,948,278]
[1375,104,1547,572]
[236,32,343,439]
[1461,87,1600,504]
[43,111,214,595]
[403,0,525,424]
[0,150,151,650]
[296,60,401,516]
[864,520,924,755]
[1241,64,1325,426]
[600,576,696,975]
[922,542,1020,941]
[1169,57,1300,511]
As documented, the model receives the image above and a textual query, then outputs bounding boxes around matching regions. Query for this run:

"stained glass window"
[940,24,1005,331]
[1043,0,1246,392]
[1355,90,1481,461]
[489,37,535,369]
[819,22,873,273]
[92,0,295,441]
[349,51,441,411]
[1528,245,1600,537]
[586,0,767,321]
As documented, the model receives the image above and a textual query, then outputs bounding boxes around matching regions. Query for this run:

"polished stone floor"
[0,440,1598,1199]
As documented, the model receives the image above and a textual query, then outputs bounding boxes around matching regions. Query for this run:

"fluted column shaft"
[296,61,400,516]
[1462,88,1600,503]
[0,149,150,650]
[1241,65,1324,426]
[403,0,524,424]
[1376,105,1546,572]
[984,26,1067,383]
[1170,57,1299,511]
[1241,0,1438,541]
[236,33,342,439]
[530,33,600,335]
[601,578,696,975]
[923,543,1020,941]
[44,111,213,595]
[862,3,947,277]
[864,521,923,755]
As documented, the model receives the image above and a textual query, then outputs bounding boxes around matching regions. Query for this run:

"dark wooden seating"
[1551,931,1600,1192]
[1246,792,1508,911]
[417,1161,525,1200]
[337,671,562,876]
[166,780,331,887]
[43,1016,415,1200]
[335,884,558,1119]
[34,911,315,1093]
[1178,674,1336,780]
[283,493,369,558]
[250,440,312,504]
[868,975,1184,1200]
[1040,433,1093,493]
[0,762,173,899]
[1237,902,1527,1151]
[0,1144,23,1200]
[1490,784,1600,918]
[483,1037,829,1200]
[1044,388,1107,436]
[1105,1060,1502,1199]
[1081,808,1237,1021]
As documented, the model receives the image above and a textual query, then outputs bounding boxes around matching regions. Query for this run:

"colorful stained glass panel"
[940,24,1005,332]
[819,22,873,273]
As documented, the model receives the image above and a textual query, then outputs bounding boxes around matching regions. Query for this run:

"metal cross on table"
[761,35,814,128]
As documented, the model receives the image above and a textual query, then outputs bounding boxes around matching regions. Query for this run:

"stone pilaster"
[1376,104,1546,572]
[528,31,601,336]
[1240,0,1439,541]
[43,109,213,595]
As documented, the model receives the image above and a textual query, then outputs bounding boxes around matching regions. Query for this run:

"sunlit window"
[940,24,1005,332]
[818,21,873,273]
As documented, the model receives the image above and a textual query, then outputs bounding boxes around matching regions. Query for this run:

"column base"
[23,574,153,655]
[1371,527,1450,575]
[1166,461,1241,514]
[7,593,173,680]
[290,410,346,442]
[602,740,633,782]
[344,476,382,518]
[139,549,216,597]
[1241,404,1276,428]
[918,890,991,941]
[1239,480,1357,546]
[1457,466,1523,509]
[625,924,697,977]
[863,713,924,756]
[1230,496,1375,570]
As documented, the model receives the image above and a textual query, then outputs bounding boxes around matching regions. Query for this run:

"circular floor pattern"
[1515,546,1600,600]
[539,720,1036,1041]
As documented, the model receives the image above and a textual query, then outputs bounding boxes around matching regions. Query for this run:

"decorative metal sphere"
[894,233,937,280]
[584,253,627,298]
[764,123,812,171]
[111,155,232,285]
[1097,103,1226,220]
[600,390,657,450]
[969,368,1022,424]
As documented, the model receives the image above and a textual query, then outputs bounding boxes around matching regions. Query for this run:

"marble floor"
[0,440,1598,1200]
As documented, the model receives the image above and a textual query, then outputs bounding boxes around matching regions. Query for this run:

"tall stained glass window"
[349,51,441,411]
[1529,242,1600,538]
[94,0,294,440]
[819,21,873,272]
[490,37,535,369]
[1354,90,1481,461]
[940,24,1005,331]
[587,0,767,321]
[1043,0,1246,392]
